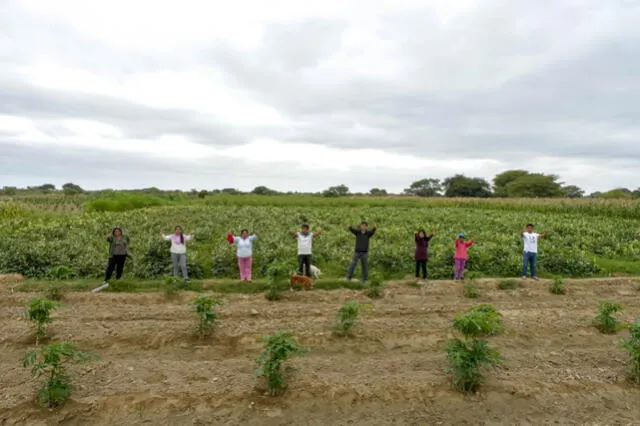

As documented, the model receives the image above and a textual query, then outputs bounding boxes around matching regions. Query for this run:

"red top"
[454,239,475,260]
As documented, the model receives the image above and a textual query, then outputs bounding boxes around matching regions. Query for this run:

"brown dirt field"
[2,277,640,425]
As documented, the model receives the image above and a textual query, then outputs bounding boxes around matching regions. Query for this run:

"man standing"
[346,221,377,282]
[291,224,321,277]
[521,223,547,280]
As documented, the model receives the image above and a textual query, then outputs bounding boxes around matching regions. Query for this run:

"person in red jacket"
[454,234,475,280]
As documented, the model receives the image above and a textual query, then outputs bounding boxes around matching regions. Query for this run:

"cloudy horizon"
[1,0,639,194]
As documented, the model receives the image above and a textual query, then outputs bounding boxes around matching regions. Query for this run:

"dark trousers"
[105,255,127,281]
[415,260,427,279]
[347,251,368,281]
[298,254,312,277]
[522,251,537,277]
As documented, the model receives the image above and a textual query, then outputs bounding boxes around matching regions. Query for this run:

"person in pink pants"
[227,229,257,282]
[454,233,475,280]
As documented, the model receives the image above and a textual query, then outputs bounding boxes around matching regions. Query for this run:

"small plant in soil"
[23,341,97,408]
[463,284,479,299]
[446,304,503,393]
[593,301,623,334]
[47,265,75,281]
[190,295,225,339]
[255,331,308,396]
[44,284,66,301]
[164,276,183,297]
[265,262,290,301]
[620,318,640,384]
[366,272,385,299]
[498,279,520,290]
[26,298,60,344]
[333,301,371,337]
[549,278,566,295]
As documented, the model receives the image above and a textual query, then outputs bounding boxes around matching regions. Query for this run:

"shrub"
[164,276,183,297]
[463,284,479,299]
[593,301,623,334]
[452,304,504,337]
[23,342,97,408]
[255,331,308,396]
[334,301,371,337]
[620,318,640,384]
[44,284,66,301]
[190,295,225,339]
[550,278,566,295]
[47,265,75,280]
[498,279,520,290]
[366,272,385,299]
[26,298,60,344]
[265,262,290,301]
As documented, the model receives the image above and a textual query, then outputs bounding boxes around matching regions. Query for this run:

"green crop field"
[1,194,640,282]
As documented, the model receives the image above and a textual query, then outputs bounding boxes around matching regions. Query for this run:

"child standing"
[415,229,435,281]
[454,234,475,280]
[291,224,321,277]
[227,229,257,281]
[161,226,193,281]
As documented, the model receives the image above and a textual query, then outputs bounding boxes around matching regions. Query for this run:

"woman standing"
[161,226,193,281]
[454,234,475,280]
[415,229,435,282]
[102,227,130,286]
[227,229,257,281]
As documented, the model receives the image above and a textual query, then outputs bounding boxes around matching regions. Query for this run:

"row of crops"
[1,200,640,279]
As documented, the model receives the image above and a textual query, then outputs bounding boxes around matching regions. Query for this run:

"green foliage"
[0,202,30,220]
[366,272,385,298]
[190,295,226,339]
[255,331,308,396]
[61,183,84,196]
[47,265,75,280]
[44,284,66,301]
[550,278,566,295]
[26,298,60,344]
[443,174,492,198]
[505,173,563,198]
[403,178,442,197]
[620,318,640,384]
[463,284,479,298]
[103,279,136,292]
[334,301,371,337]
[593,301,623,334]
[23,342,97,408]
[498,279,520,290]
[85,193,170,212]
[452,305,504,338]
[446,338,502,393]
[164,276,182,297]
[265,261,291,301]
[322,184,350,197]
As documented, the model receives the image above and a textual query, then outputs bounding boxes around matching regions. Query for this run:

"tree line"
[1,170,639,199]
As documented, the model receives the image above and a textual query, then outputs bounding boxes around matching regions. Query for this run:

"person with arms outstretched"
[521,223,547,280]
[227,229,257,282]
[161,226,193,281]
[454,234,474,280]
[346,221,376,282]
[291,224,320,277]
[415,229,435,281]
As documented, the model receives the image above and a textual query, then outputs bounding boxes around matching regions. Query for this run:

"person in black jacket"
[346,221,377,282]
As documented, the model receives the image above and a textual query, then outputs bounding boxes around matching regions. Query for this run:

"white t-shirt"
[234,235,256,258]
[522,232,539,253]
[296,232,313,255]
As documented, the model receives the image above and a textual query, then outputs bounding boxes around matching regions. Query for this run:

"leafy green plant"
[593,301,623,334]
[44,284,66,301]
[498,279,520,290]
[23,342,97,408]
[620,318,640,384]
[103,279,135,292]
[47,265,75,281]
[265,262,290,301]
[549,278,566,295]
[190,295,226,339]
[334,301,371,337]
[255,331,308,396]
[446,304,503,393]
[366,272,385,298]
[164,275,183,297]
[463,284,479,299]
[26,298,60,344]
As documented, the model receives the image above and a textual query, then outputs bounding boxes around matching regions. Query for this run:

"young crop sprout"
[620,318,640,384]
[550,278,566,295]
[190,295,225,339]
[26,298,60,345]
[446,304,504,393]
[463,283,479,299]
[366,272,385,299]
[23,341,97,408]
[498,279,520,290]
[593,301,623,334]
[255,331,308,396]
[265,262,290,301]
[334,301,371,337]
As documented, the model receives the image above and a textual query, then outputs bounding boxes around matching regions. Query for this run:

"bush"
[265,261,290,301]
[44,284,66,301]
[620,318,640,384]
[23,342,97,408]
[25,298,60,344]
[549,278,566,295]
[452,305,504,337]
[366,272,385,298]
[47,265,75,280]
[255,331,308,396]
[593,301,623,334]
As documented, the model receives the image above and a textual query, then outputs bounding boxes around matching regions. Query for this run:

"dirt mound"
[1,278,640,425]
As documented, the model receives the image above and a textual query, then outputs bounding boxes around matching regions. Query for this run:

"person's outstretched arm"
[466,240,475,247]
[369,225,377,236]
[539,232,548,238]
[347,226,357,235]
[161,233,172,240]
[313,230,321,237]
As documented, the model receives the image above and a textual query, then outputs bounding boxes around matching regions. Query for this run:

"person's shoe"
[92,282,109,293]
[522,276,527,280]
[532,277,539,281]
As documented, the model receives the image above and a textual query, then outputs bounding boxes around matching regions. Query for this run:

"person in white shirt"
[227,229,257,282]
[521,223,547,280]
[160,226,194,281]
[291,224,321,277]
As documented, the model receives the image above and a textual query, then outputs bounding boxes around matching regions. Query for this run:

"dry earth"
[2,277,640,425]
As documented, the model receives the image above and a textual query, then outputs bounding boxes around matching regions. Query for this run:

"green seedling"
[620,318,640,384]
[190,295,225,339]
[498,279,520,290]
[265,262,290,301]
[593,301,623,334]
[463,284,479,299]
[26,298,60,344]
[23,341,97,408]
[255,331,308,396]
[334,301,371,337]
[550,278,566,295]
[44,284,66,301]
[366,272,385,299]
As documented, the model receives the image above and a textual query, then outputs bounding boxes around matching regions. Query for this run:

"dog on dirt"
[309,265,321,279]
[289,274,315,291]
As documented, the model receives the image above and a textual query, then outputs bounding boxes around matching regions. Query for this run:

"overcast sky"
[1,0,639,193]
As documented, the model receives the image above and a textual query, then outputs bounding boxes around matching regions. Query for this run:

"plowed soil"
[2,277,640,425]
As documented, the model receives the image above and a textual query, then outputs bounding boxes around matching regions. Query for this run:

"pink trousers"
[454,258,466,280]
[238,256,252,281]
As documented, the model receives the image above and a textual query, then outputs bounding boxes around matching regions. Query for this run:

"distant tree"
[322,185,350,197]
[40,184,56,192]
[442,175,492,198]
[252,186,278,196]
[633,188,640,199]
[221,188,241,195]
[493,170,530,197]
[597,188,633,199]
[562,185,584,198]
[505,174,563,198]
[369,188,388,196]
[588,191,602,198]
[62,183,84,196]
[1,186,18,196]
[197,190,208,199]
[403,179,442,197]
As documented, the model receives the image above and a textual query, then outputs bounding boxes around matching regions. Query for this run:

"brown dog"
[289,274,315,291]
